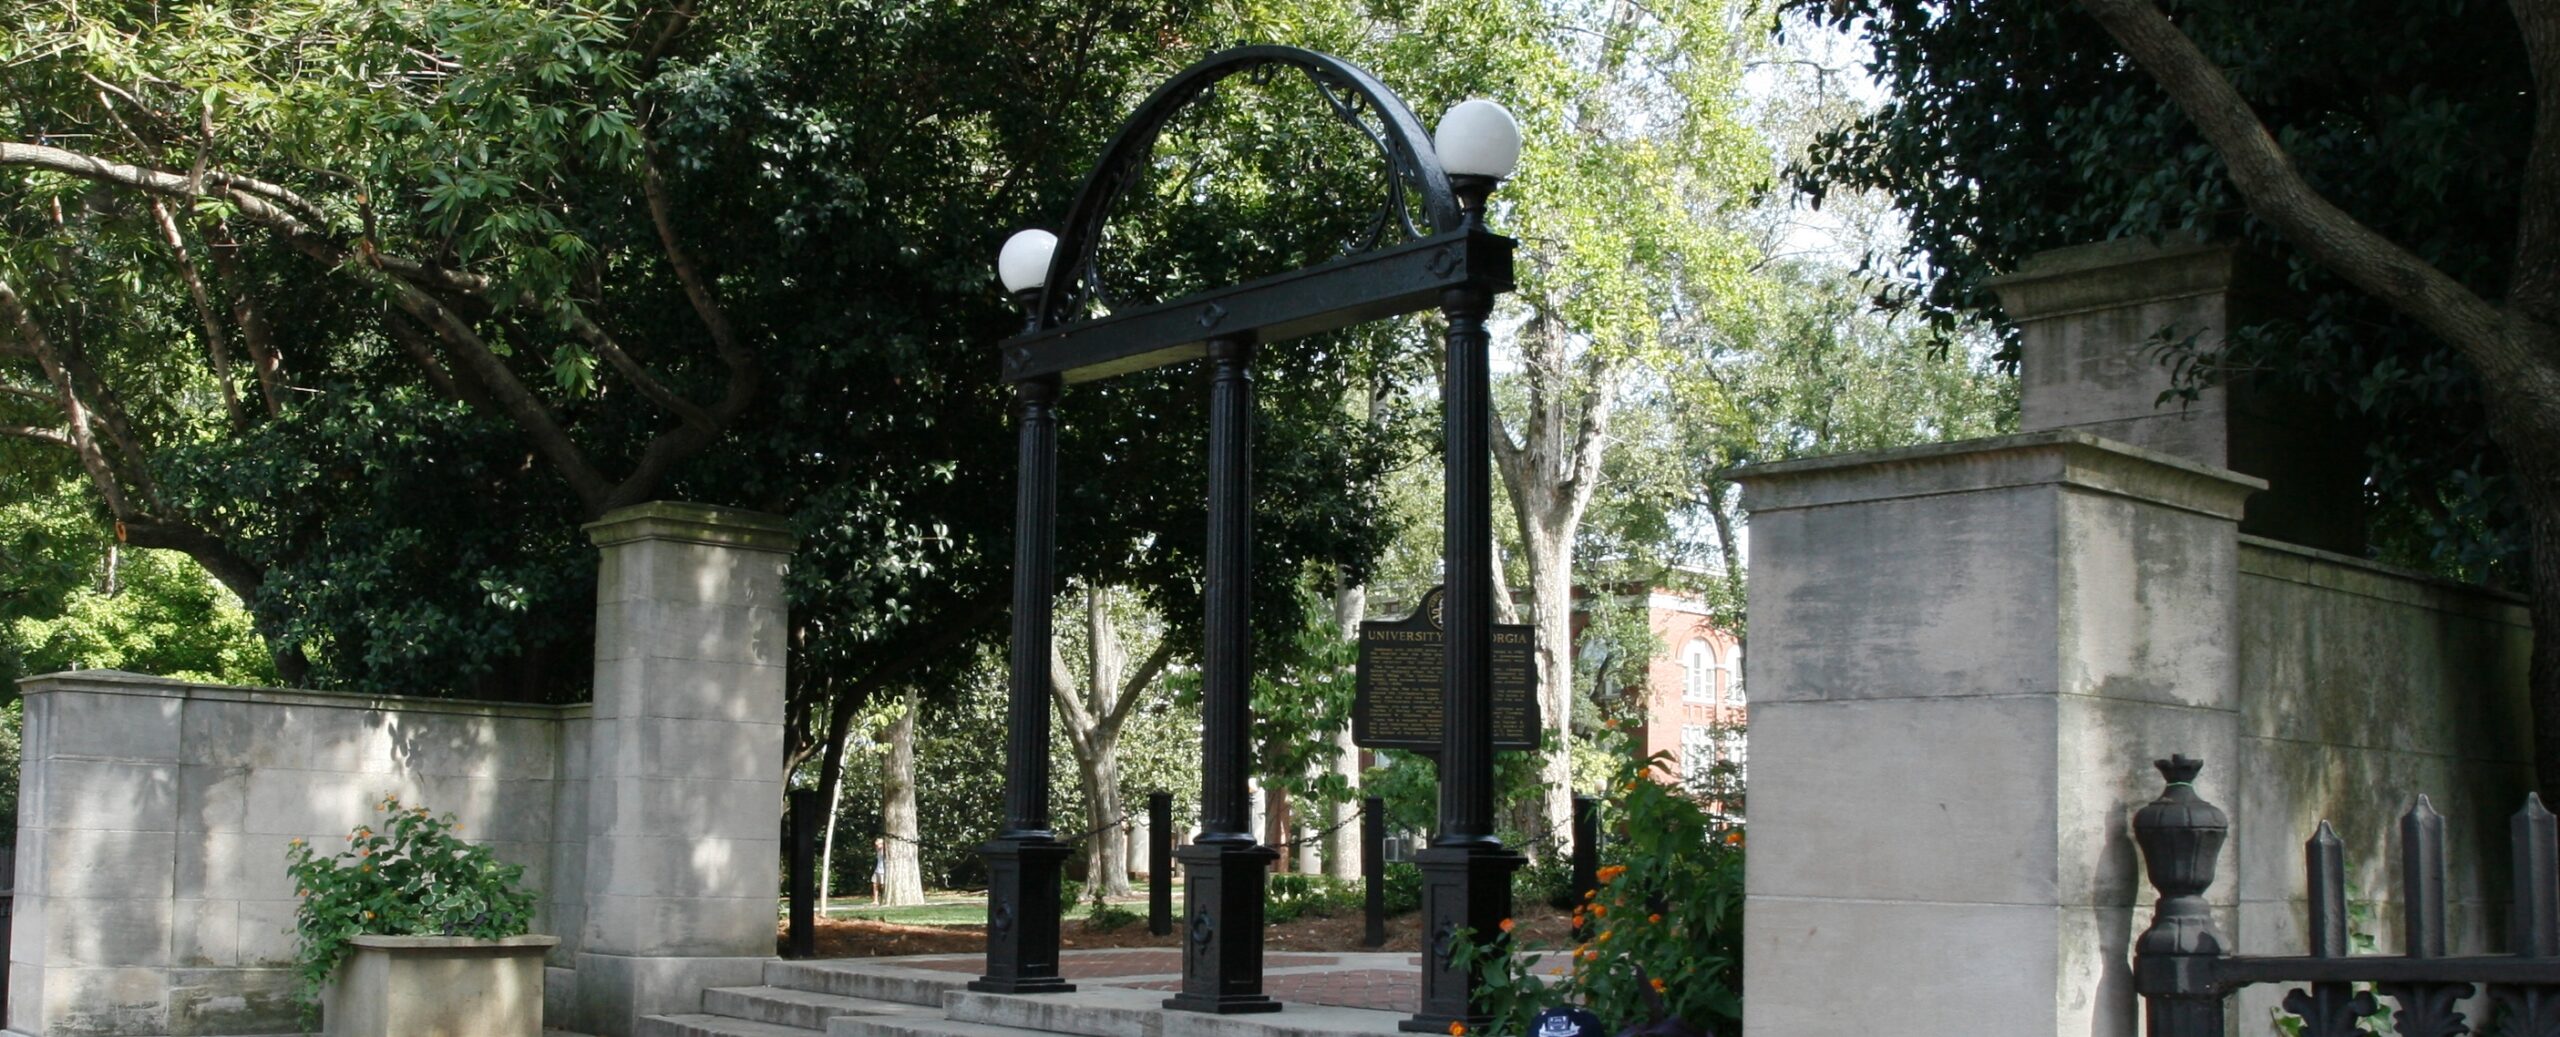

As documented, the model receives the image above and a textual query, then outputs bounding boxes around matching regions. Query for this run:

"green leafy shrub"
[1453,726,1745,1035]
[1382,861,1423,915]
[284,796,537,1020]
[1084,902,1144,932]
[1265,873,1364,923]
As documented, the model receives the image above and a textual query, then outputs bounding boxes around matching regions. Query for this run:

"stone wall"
[7,501,794,1037]
[2227,537,2533,1020]
[6,673,586,1036]
[1735,237,2536,1036]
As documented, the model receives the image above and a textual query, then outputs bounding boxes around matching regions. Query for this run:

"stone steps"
[705,985,935,1030]
[763,959,975,1007]
[637,1012,833,1037]
[944,986,1167,1037]
[826,1014,1097,1037]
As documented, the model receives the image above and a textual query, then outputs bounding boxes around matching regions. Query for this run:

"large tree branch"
[2513,0,2560,314]
[1103,639,1177,733]
[151,200,247,429]
[0,276,136,519]
[639,149,750,377]
[560,305,717,432]
[0,425,71,447]
[383,310,484,408]
[2075,0,2530,379]
[202,223,287,416]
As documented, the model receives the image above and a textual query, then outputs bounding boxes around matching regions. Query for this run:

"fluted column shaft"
[1437,280,1496,843]
[1200,335,1257,843]
[1002,375,1062,838]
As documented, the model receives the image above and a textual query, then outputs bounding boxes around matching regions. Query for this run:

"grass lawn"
[808,882,1177,926]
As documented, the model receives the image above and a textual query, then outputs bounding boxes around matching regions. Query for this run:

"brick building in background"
[1629,589,1745,784]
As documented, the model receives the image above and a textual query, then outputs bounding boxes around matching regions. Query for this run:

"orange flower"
[289,838,304,847]
[1584,889,1598,900]
[1622,781,1638,793]
[1596,865,1627,885]
[1650,977,1667,993]
[1647,913,1662,925]
[1593,904,1608,918]
[362,910,374,921]
[1723,830,1744,846]
[360,862,373,873]
[1598,930,1614,944]
[1498,918,1516,933]
[1448,1023,1466,1036]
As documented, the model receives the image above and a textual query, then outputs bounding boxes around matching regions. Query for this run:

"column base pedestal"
[1164,840,1283,1014]
[973,837,1076,994]
[1401,843,1524,1033]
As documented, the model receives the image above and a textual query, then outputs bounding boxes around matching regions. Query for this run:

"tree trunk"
[1074,727,1132,898]
[819,757,846,914]
[1519,516,1578,845]
[2480,338,2560,805]
[1323,578,1365,880]
[880,687,926,905]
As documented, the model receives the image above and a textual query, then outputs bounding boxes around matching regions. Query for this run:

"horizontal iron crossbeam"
[2216,955,2560,989]
[1000,229,1515,384]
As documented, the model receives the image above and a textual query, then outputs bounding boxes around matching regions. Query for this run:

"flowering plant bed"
[286,795,543,1032]
[1452,725,1745,1036]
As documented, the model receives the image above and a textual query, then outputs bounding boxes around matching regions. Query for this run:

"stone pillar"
[1732,432,2260,1037]
[1989,236,2364,553]
[6,676,185,1037]
[572,502,795,1037]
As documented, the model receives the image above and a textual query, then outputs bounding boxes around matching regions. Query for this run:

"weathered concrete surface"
[571,502,794,1037]
[1989,236,2367,553]
[8,671,584,1037]
[1737,431,2531,1035]
[322,934,558,1037]
[1738,430,2260,1037]
[9,501,796,1037]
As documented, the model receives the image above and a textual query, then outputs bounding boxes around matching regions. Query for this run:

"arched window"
[1721,644,1744,709]
[1682,640,1713,702]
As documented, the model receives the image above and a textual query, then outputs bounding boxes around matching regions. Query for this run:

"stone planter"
[322,934,560,1037]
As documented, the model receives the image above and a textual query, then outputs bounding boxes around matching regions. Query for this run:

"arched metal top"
[1031,45,1460,331]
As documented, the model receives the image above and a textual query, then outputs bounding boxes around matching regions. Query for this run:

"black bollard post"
[787,788,821,959]
[1363,796,1387,949]
[1149,791,1174,937]
[1570,795,1598,941]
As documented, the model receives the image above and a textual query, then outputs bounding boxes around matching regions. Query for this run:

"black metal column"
[1150,791,1174,936]
[1168,336,1281,1015]
[977,374,1075,995]
[787,788,820,959]
[1406,176,1524,1034]
[1363,796,1388,949]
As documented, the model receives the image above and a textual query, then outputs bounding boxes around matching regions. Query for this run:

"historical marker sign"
[1352,586,1540,752]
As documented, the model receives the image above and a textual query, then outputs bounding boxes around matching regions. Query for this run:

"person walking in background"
[871,837,886,906]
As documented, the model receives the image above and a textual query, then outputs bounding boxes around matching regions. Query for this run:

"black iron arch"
[1030,45,1461,332]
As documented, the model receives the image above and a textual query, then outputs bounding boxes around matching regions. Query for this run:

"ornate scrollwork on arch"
[1031,45,1461,331]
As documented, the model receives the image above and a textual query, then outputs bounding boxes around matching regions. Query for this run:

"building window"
[1681,724,1714,779]
[1722,645,1744,709]
[1682,639,1713,703]
[1719,727,1747,774]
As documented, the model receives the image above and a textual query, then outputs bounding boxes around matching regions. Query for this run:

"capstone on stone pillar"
[1733,432,2260,1037]
[571,502,795,1037]
[1988,236,2364,553]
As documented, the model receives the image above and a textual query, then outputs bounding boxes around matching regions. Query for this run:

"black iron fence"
[2134,754,2560,1036]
